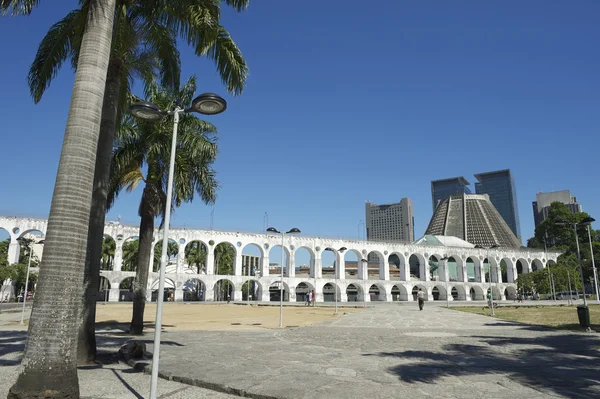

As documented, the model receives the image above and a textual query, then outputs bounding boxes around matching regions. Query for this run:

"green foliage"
[516,262,582,295]
[122,239,139,271]
[0,239,8,267]
[185,241,207,273]
[153,240,178,272]
[0,263,39,294]
[102,236,116,270]
[214,242,234,275]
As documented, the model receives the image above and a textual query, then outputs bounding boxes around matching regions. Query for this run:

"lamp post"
[325,247,347,314]
[16,238,44,325]
[266,227,301,328]
[586,224,600,304]
[361,258,368,308]
[438,257,449,308]
[130,92,227,399]
[555,217,594,331]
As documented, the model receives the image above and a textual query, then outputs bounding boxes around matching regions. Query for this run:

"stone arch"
[469,285,485,300]
[346,283,363,302]
[366,250,385,280]
[153,238,179,273]
[428,254,443,281]
[391,284,409,301]
[183,278,206,301]
[184,240,209,274]
[368,283,386,301]
[487,285,502,301]
[98,276,110,301]
[411,284,428,300]
[409,253,426,281]
[268,281,290,302]
[151,278,175,302]
[388,252,406,281]
[450,284,467,300]
[242,278,262,301]
[499,257,513,283]
[446,255,464,282]
[343,249,361,279]
[15,229,45,265]
[432,284,448,301]
[295,246,315,278]
[268,243,291,277]
[466,256,479,282]
[214,242,236,276]
[295,282,312,303]
[323,282,340,302]
[504,286,517,301]
[531,259,543,272]
[118,276,135,302]
[214,278,235,301]
[101,235,116,271]
[121,237,139,272]
[516,258,529,275]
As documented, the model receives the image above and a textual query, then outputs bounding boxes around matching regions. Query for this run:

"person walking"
[417,288,425,311]
[306,290,311,306]
[311,290,316,307]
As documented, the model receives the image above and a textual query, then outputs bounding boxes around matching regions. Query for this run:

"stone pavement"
[131,303,600,399]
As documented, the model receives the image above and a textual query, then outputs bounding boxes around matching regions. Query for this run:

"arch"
[469,285,485,300]
[428,255,441,281]
[242,279,262,301]
[121,237,139,272]
[151,278,175,302]
[183,278,206,301]
[118,277,134,302]
[391,284,408,301]
[516,258,529,275]
[184,240,208,274]
[153,238,179,273]
[267,244,291,277]
[432,285,448,301]
[447,256,463,282]
[214,242,236,276]
[98,276,111,302]
[101,235,116,271]
[295,246,315,278]
[411,284,428,300]
[409,253,426,281]
[295,282,312,303]
[465,257,478,282]
[343,249,361,279]
[323,282,340,302]
[366,250,385,280]
[268,281,290,302]
[388,252,406,281]
[14,229,45,266]
[531,259,543,272]
[346,283,363,302]
[504,286,517,301]
[499,257,513,283]
[214,278,235,301]
[451,285,467,300]
[487,286,502,301]
[368,283,386,301]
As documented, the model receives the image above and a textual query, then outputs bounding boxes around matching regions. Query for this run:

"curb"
[121,349,281,399]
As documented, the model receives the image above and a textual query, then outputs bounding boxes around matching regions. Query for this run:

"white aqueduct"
[0,216,560,303]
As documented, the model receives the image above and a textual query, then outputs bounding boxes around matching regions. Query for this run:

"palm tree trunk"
[130,187,155,335]
[8,1,116,397]
[77,58,124,364]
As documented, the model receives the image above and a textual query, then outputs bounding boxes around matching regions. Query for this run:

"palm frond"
[223,0,249,12]
[0,0,40,15]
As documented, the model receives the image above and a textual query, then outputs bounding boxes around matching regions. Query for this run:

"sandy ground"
[94,303,361,331]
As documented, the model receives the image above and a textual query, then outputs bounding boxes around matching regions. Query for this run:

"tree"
[152,241,176,272]
[4,0,117,396]
[108,77,219,334]
[214,242,234,300]
[101,236,116,270]
[185,241,207,273]
[0,239,9,267]
[121,239,140,272]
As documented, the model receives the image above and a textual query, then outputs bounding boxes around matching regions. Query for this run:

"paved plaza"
[1,303,600,398]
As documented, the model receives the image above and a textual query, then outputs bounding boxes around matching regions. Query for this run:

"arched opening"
[451,285,467,300]
[214,279,234,301]
[294,247,314,278]
[343,250,361,279]
[321,249,336,279]
[346,283,361,302]
[184,240,208,274]
[295,282,312,303]
[0,227,10,265]
[269,281,289,302]
[323,282,339,302]
[241,279,262,301]
[432,285,447,300]
[500,258,512,283]
[214,242,236,276]
[98,276,110,302]
[121,237,139,272]
[388,253,405,280]
[531,259,543,272]
[428,255,440,281]
[101,235,116,271]
[183,278,205,301]
[366,251,385,279]
[447,257,459,282]
[153,239,178,273]
[466,257,476,282]
[392,284,409,301]
[412,285,427,301]
[17,230,45,266]
[151,278,175,302]
[243,243,264,277]
[470,285,485,300]
[369,284,384,301]
[409,254,423,280]
[487,286,501,301]
[119,277,135,301]
[505,286,517,301]
[516,258,528,276]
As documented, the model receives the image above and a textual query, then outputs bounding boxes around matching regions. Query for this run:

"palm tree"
[214,242,235,300]
[121,239,139,271]
[101,236,116,270]
[185,241,207,273]
[152,241,178,272]
[108,76,219,334]
[4,0,117,396]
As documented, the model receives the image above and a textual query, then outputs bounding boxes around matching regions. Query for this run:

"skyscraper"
[474,169,521,240]
[532,190,582,227]
[365,198,414,243]
[431,177,471,212]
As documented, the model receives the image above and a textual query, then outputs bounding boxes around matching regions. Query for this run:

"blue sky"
[1,0,598,263]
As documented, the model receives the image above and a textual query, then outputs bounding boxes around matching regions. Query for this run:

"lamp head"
[266,227,280,234]
[339,247,347,252]
[129,101,164,121]
[554,218,570,226]
[581,217,595,224]
[286,228,301,234]
[190,93,227,115]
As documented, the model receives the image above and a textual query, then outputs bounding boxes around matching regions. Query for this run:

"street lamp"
[360,258,368,308]
[439,257,449,308]
[325,247,347,314]
[16,238,44,325]
[266,227,301,328]
[555,217,594,331]
[130,91,227,399]
[586,222,599,305]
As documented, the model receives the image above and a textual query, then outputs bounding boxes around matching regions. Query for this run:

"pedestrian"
[417,288,425,311]
[311,290,316,307]
[306,290,311,306]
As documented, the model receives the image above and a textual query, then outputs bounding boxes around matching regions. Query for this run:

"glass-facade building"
[431,177,471,212]
[474,169,521,240]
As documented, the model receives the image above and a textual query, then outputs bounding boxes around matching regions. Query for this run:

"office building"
[425,193,521,248]
[365,198,414,243]
[431,177,471,212]
[241,254,260,276]
[474,169,521,240]
[533,190,582,227]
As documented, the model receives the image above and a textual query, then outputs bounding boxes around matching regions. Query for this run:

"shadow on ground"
[365,326,600,398]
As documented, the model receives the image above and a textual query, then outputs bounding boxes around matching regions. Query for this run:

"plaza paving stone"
[131,303,600,399]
